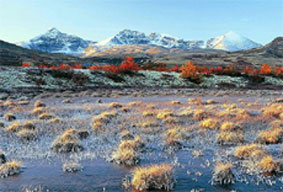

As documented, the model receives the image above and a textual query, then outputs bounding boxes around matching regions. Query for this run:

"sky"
[0,0,282,44]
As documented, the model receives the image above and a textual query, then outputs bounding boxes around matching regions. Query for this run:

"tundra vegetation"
[0,89,282,191]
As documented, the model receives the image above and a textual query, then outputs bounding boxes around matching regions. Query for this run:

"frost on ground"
[0,67,282,91]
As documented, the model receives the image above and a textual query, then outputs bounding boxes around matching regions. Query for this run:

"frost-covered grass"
[0,93,282,191]
[1,67,283,91]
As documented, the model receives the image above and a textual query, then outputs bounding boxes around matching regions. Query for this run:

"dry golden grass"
[270,120,283,128]
[111,148,139,165]
[217,131,244,144]
[39,112,54,120]
[178,107,193,117]
[206,99,216,105]
[156,111,174,120]
[171,100,181,105]
[0,160,22,178]
[111,137,143,165]
[33,107,46,115]
[16,129,36,141]
[166,128,183,146]
[4,100,16,106]
[262,104,283,118]
[257,127,282,144]
[212,162,235,185]
[93,110,118,124]
[6,122,22,132]
[4,112,16,121]
[280,112,283,120]
[220,121,241,131]
[193,109,206,120]
[109,102,123,108]
[132,164,174,191]
[199,118,220,129]
[51,129,83,153]
[234,144,262,159]
[18,100,29,105]
[48,117,62,124]
[162,117,181,124]
[215,162,232,172]
[256,155,276,172]
[128,101,142,107]
[142,111,155,117]
[34,100,46,108]
[139,120,158,128]
[188,98,202,105]
[93,122,105,131]
[121,106,130,112]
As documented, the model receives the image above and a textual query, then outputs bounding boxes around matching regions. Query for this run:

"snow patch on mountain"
[92,29,204,49]
[206,31,261,51]
[18,28,95,56]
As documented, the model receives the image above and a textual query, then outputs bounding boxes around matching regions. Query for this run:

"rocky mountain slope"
[18,28,95,56]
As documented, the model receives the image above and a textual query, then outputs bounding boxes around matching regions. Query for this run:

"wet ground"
[0,90,282,192]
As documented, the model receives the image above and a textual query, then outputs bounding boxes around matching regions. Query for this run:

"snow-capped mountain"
[93,29,205,49]
[18,28,95,56]
[206,31,261,51]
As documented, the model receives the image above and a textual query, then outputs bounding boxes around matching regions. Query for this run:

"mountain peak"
[19,28,94,55]
[47,27,61,34]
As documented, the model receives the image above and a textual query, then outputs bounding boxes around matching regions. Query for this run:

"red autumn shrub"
[260,64,272,75]
[22,62,31,67]
[72,63,83,70]
[59,64,70,70]
[180,61,201,80]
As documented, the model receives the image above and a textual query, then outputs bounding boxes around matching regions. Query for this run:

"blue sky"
[0,0,282,44]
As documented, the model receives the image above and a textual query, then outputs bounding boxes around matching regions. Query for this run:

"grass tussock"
[131,164,174,191]
[4,100,16,107]
[220,121,241,131]
[217,131,244,144]
[156,111,174,120]
[234,144,262,159]
[142,111,155,117]
[4,112,16,121]
[62,161,82,172]
[171,100,181,105]
[193,109,207,120]
[33,107,46,115]
[270,120,283,128]
[16,129,36,141]
[109,102,123,108]
[256,155,277,173]
[256,127,282,144]
[166,128,186,147]
[212,162,235,185]
[6,122,22,132]
[128,101,142,107]
[111,137,143,165]
[92,110,118,124]
[18,100,29,105]
[199,118,220,129]
[34,100,46,108]
[188,98,202,105]
[39,112,55,120]
[51,129,83,153]
[0,160,22,178]
[262,104,283,118]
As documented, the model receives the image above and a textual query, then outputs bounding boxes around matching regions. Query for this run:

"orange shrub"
[22,62,31,67]
[260,64,272,75]
[180,61,200,80]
